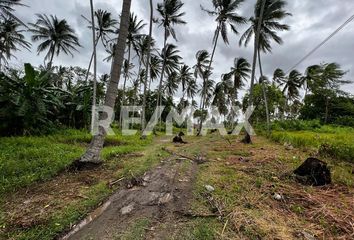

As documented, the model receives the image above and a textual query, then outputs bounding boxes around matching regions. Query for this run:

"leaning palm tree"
[156,0,186,110]
[29,14,81,69]
[240,0,291,135]
[79,0,131,165]
[0,17,31,70]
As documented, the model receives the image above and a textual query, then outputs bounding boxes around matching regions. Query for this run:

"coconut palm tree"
[301,65,322,97]
[193,50,210,108]
[178,64,193,100]
[201,0,246,68]
[228,57,250,101]
[283,69,301,101]
[273,68,286,86]
[227,57,250,127]
[83,9,118,81]
[79,0,131,164]
[240,0,291,134]
[156,0,186,110]
[29,14,81,69]
[89,0,97,133]
[120,13,145,126]
[157,43,181,107]
[0,17,30,70]
[0,0,26,25]
[213,74,232,118]
[142,0,154,132]
[200,0,246,132]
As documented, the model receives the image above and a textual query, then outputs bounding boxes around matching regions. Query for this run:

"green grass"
[117,218,150,240]
[0,129,154,195]
[0,129,165,240]
[269,125,354,162]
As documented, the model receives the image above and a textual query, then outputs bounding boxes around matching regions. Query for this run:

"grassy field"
[269,125,354,162]
[1,126,353,239]
[0,129,169,240]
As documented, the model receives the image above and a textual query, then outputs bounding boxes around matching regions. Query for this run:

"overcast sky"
[10,0,354,98]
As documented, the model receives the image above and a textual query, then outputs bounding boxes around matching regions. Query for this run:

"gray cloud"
[8,0,354,96]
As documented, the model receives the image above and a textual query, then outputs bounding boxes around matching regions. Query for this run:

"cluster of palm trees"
[0,0,294,130]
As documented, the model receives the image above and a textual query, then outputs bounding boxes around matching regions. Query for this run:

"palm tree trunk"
[258,49,270,134]
[90,0,98,133]
[243,0,266,143]
[197,23,221,136]
[133,59,142,115]
[79,0,131,164]
[156,28,168,123]
[325,96,329,124]
[85,35,101,83]
[120,44,131,128]
[142,0,153,133]
[48,48,55,69]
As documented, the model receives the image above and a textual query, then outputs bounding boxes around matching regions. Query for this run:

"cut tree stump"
[294,158,331,186]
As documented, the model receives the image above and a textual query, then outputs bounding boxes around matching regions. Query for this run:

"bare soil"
[62,156,199,240]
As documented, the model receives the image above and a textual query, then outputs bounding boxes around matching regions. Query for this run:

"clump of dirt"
[61,157,199,240]
[172,131,187,144]
[294,158,331,186]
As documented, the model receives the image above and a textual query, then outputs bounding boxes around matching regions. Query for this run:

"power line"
[285,13,354,74]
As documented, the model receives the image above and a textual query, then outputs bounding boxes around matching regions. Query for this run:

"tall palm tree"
[200,0,246,132]
[193,50,210,109]
[79,0,131,164]
[156,0,186,110]
[201,0,246,68]
[240,0,291,133]
[83,9,118,82]
[142,0,154,132]
[29,14,81,69]
[227,57,250,127]
[0,17,30,70]
[157,43,181,107]
[89,0,97,133]
[121,13,145,126]
[178,64,194,101]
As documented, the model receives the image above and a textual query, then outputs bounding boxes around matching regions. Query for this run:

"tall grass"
[269,123,354,162]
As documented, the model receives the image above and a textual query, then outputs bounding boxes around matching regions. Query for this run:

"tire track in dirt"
[61,155,198,240]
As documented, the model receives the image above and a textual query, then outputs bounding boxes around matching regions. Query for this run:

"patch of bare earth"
[62,155,199,240]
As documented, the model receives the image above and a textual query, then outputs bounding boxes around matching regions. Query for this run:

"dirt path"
[62,154,199,240]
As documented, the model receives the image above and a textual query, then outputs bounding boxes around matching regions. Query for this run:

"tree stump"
[294,158,331,186]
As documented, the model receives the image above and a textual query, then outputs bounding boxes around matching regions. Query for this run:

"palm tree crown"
[0,17,30,65]
[239,0,291,52]
[202,0,247,44]
[29,14,81,68]
[156,0,186,41]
